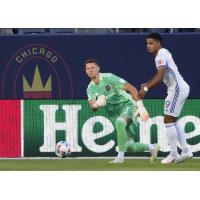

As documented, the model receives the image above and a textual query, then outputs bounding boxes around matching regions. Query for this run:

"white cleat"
[109,157,124,164]
[161,154,180,164]
[150,144,160,162]
[175,151,193,163]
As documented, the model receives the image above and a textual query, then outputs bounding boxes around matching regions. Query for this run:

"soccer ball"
[55,141,71,158]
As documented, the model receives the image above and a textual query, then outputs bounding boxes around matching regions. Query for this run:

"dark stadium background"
[0,28,199,99]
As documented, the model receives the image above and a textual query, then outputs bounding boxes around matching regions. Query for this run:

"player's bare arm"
[139,66,165,98]
[124,82,140,101]
[141,78,154,88]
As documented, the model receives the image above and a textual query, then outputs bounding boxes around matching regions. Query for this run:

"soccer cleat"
[150,144,160,162]
[109,157,124,164]
[161,154,180,164]
[175,151,193,163]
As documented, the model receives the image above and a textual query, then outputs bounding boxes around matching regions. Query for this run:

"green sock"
[126,142,149,152]
[115,117,128,152]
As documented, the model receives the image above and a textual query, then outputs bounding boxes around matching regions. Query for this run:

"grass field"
[0,158,199,171]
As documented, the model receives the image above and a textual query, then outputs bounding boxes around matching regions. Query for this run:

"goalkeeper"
[85,58,160,163]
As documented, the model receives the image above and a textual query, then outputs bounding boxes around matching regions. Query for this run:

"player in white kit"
[138,33,193,164]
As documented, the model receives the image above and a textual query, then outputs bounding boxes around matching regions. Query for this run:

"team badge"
[105,85,110,91]
[1,44,74,98]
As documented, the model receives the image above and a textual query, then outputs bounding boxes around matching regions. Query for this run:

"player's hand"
[135,100,149,121]
[93,95,107,108]
[138,89,146,99]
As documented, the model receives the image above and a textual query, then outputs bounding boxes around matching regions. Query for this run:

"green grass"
[0,158,199,171]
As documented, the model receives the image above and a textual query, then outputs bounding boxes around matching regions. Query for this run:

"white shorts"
[164,84,190,117]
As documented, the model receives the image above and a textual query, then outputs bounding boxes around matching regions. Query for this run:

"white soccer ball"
[55,141,71,158]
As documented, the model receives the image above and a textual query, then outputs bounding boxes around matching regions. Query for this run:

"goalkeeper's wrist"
[92,102,98,108]
[136,100,144,108]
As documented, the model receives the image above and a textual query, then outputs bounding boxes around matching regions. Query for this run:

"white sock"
[175,121,189,154]
[117,151,125,158]
[165,123,178,157]
[148,144,155,151]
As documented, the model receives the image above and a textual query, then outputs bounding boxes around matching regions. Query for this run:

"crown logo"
[23,65,52,98]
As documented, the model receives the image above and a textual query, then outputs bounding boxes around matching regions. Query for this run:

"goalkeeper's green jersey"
[87,73,136,117]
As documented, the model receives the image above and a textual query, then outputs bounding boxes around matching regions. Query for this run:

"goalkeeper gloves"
[135,100,149,122]
[93,95,107,108]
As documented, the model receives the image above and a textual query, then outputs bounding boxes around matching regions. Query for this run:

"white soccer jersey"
[155,48,188,92]
[155,48,190,117]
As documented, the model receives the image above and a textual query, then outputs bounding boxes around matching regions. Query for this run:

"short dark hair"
[146,33,163,43]
[84,58,99,66]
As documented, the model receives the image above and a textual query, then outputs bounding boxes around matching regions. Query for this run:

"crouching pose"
[85,58,160,163]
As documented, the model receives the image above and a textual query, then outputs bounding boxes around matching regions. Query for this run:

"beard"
[90,75,97,79]
[90,74,99,84]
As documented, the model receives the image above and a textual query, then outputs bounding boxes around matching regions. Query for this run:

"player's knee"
[115,117,127,129]
[164,115,177,124]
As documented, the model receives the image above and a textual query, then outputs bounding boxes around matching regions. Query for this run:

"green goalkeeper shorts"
[109,102,137,124]
[110,102,138,126]
[109,102,138,138]
[120,102,137,123]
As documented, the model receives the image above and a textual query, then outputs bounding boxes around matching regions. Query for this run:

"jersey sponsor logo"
[1,44,74,98]
[105,85,110,91]
[158,59,164,65]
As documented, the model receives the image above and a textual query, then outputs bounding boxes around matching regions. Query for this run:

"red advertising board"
[0,100,21,157]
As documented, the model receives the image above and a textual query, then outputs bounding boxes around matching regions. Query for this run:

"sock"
[115,117,128,152]
[117,151,125,158]
[126,142,149,152]
[148,144,155,151]
[165,123,178,157]
[175,121,189,154]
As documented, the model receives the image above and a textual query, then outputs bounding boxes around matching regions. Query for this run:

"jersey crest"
[105,85,111,91]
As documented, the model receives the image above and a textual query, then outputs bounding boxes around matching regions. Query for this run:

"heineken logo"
[38,105,200,153]
[1,99,199,157]
[22,99,200,156]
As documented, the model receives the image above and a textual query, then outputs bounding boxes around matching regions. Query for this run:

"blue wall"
[0,33,199,99]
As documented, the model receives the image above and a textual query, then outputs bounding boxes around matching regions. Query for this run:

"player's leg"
[111,114,142,163]
[130,103,160,161]
[161,114,179,164]
[162,90,181,164]
[123,103,159,161]
[175,120,193,163]
[110,116,128,163]
[125,123,136,147]
[110,103,135,163]
[125,117,151,153]
[111,102,159,163]
[125,130,160,162]
[173,87,193,162]
[116,116,128,153]
[162,87,192,164]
